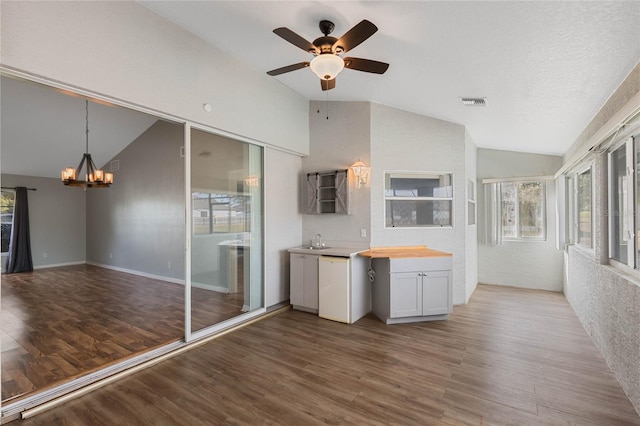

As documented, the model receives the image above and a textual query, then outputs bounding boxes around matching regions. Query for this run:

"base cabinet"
[389,272,422,318]
[422,271,451,315]
[290,253,319,313]
[372,256,452,324]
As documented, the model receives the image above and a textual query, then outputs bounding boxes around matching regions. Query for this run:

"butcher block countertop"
[359,246,452,258]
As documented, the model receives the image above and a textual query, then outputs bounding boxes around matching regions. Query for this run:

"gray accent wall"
[563,145,640,412]
[477,149,564,291]
[304,101,371,249]
[86,120,185,280]
[562,62,640,414]
[1,174,86,271]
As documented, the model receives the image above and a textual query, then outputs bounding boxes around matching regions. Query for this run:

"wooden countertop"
[358,246,452,258]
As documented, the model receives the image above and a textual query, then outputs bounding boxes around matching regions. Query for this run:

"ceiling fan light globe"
[310,54,344,80]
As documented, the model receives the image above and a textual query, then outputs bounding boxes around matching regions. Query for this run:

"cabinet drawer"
[389,256,452,272]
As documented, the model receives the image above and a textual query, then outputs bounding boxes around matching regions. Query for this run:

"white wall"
[477,149,564,291]
[1,174,86,271]
[265,148,303,307]
[303,101,371,249]
[0,1,309,155]
[370,103,469,305]
[464,132,478,302]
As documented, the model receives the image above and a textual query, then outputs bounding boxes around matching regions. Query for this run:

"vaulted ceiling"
[140,1,640,156]
[1,76,158,179]
[2,1,638,178]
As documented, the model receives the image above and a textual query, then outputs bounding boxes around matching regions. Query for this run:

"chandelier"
[61,100,113,188]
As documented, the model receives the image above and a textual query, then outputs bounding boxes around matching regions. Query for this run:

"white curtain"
[482,182,502,245]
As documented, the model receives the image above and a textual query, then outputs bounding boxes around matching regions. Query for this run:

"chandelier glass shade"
[61,100,113,188]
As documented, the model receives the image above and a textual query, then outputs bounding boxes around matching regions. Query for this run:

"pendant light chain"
[85,100,89,155]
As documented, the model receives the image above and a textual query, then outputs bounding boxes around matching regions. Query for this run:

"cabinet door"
[302,255,319,309]
[290,254,306,306]
[335,170,349,214]
[423,271,451,315]
[390,272,422,318]
[305,174,319,214]
[318,257,350,322]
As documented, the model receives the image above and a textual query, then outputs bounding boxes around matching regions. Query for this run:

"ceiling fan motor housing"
[312,36,339,54]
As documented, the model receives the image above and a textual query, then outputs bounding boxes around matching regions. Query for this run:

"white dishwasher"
[318,256,350,323]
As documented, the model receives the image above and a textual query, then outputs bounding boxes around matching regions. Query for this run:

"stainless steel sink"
[304,246,331,250]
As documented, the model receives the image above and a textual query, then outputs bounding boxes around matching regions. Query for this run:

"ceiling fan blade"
[321,78,336,91]
[273,27,319,54]
[333,20,378,53]
[267,62,310,76]
[343,57,389,74]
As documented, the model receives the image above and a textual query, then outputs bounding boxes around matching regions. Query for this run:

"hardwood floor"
[1,264,246,403]
[17,285,640,425]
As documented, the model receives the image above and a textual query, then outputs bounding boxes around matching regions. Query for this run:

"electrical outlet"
[42,252,47,258]
[109,253,113,259]
[168,260,172,269]
[360,229,367,238]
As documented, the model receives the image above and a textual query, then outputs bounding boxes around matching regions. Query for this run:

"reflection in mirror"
[190,128,263,333]
[0,75,186,404]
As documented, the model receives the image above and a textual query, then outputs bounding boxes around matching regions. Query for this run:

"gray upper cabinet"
[305,170,350,214]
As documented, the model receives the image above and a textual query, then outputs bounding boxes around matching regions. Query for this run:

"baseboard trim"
[86,262,185,285]
[191,281,228,293]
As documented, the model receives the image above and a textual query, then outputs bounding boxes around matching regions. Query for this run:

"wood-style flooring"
[18,285,640,425]
[1,264,245,403]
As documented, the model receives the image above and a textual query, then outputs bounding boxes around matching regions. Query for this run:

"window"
[500,181,545,240]
[1,190,15,253]
[577,167,593,247]
[384,172,453,228]
[192,192,251,235]
[608,138,637,267]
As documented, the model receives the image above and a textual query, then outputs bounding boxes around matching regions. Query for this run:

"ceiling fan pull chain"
[326,90,331,120]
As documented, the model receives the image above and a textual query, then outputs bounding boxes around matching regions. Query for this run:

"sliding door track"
[1,305,290,423]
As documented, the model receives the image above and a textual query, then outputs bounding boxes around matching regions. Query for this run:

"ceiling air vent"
[460,97,487,106]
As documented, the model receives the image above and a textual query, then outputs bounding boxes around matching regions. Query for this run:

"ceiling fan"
[266,19,389,91]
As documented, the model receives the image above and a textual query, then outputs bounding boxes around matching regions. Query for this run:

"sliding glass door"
[187,127,263,338]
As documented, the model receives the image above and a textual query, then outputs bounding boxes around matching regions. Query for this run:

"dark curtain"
[7,187,33,273]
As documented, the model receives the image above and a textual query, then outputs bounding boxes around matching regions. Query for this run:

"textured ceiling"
[140,1,640,156]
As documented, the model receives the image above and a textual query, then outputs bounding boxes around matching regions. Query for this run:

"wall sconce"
[351,160,369,188]
[244,175,260,188]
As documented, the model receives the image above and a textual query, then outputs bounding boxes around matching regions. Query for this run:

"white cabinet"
[389,272,422,318]
[288,248,371,323]
[422,271,451,315]
[290,253,319,313]
[318,256,350,323]
[372,256,452,324]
